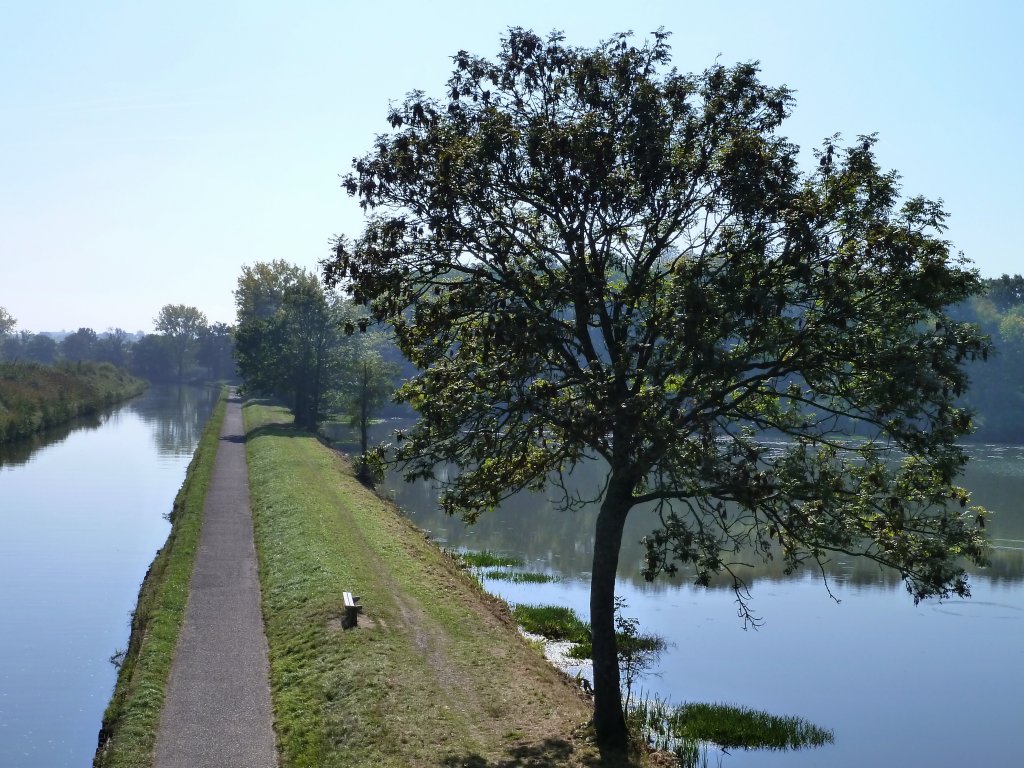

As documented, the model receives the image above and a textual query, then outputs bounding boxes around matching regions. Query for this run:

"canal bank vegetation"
[242,402,625,767]
[93,388,228,768]
[0,361,147,443]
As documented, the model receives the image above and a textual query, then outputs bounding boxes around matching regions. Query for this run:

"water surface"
[0,386,218,767]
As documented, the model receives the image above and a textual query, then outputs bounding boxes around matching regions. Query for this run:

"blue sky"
[2,1,1020,333]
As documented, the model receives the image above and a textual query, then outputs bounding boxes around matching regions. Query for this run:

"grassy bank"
[93,388,227,768]
[0,361,147,443]
[243,402,612,767]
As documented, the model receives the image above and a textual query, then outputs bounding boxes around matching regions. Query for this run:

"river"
[0,386,218,768]
[327,423,1024,767]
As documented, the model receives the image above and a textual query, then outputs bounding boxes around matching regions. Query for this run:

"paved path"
[154,392,278,768]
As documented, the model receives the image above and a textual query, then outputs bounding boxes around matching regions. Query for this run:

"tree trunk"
[590,472,633,750]
[360,363,370,457]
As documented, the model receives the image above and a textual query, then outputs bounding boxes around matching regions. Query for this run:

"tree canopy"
[234,261,368,429]
[951,274,1024,441]
[154,304,208,382]
[327,29,991,749]
[0,307,16,338]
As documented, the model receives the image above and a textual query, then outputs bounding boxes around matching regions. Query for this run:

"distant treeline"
[953,274,1024,443]
[0,361,148,444]
[0,306,236,384]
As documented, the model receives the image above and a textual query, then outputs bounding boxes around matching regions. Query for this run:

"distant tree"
[235,260,308,323]
[130,334,176,382]
[1,330,27,361]
[94,328,131,368]
[0,307,16,339]
[985,273,1024,312]
[60,327,98,362]
[951,277,1024,442]
[0,308,15,338]
[197,322,236,381]
[154,304,208,382]
[328,29,991,748]
[24,333,58,365]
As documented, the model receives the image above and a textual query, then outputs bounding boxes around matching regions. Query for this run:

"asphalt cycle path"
[154,391,278,767]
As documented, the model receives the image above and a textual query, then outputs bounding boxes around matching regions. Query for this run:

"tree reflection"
[0,385,220,468]
[374,428,1024,587]
[0,413,104,468]
[127,385,220,457]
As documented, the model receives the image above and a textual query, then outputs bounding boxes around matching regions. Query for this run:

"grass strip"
[671,702,833,749]
[511,604,591,644]
[92,387,227,768]
[482,570,560,584]
[243,403,607,767]
[632,698,833,757]
[453,549,524,568]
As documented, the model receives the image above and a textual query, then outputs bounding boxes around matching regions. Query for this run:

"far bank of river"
[0,386,218,768]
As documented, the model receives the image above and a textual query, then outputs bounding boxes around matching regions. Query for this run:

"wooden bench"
[342,591,363,629]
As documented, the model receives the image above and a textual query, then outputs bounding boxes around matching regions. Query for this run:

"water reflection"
[127,385,221,457]
[0,386,221,469]
[0,386,217,768]
[325,421,1024,587]
[0,412,105,469]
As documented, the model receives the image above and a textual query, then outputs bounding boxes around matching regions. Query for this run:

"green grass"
[631,698,833,759]
[565,631,665,661]
[453,549,524,568]
[0,361,147,443]
[482,569,560,584]
[93,387,228,768]
[511,604,591,643]
[243,403,603,767]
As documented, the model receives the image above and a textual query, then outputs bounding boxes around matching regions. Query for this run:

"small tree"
[613,598,665,713]
[342,346,400,483]
[327,30,990,749]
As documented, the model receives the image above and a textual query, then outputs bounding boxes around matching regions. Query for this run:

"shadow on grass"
[441,738,635,768]
[241,397,280,407]
[244,422,309,442]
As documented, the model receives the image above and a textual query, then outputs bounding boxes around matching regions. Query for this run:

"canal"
[0,386,218,768]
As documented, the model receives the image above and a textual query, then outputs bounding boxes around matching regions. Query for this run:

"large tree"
[154,304,208,382]
[327,30,991,749]
[234,263,362,429]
